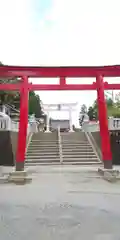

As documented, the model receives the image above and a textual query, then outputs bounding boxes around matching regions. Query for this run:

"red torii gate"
[1,65,120,171]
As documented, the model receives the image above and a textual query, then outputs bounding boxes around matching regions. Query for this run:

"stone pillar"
[45,111,50,132]
[2,105,6,114]
[69,107,73,132]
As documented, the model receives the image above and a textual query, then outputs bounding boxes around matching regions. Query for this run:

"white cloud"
[1,0,120,65]
[37,0,120,66]
[0,0,34,65]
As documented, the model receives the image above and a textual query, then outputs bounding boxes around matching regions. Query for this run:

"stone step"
[62,153,97,157]
[25,161,101,166]
[27,149,59,153]
[32,132,57,136]
[60,133,86,137]
[26,155,60,159]
[62,146,93,149]
[27,147,59,151]
[25,162,60,166]
[62,142,90,145]
[61,137,87,141]
[62,144,90,147]
[62,159,99,162]
[63,157,99,161]
[31,140,58,143]
[32,136,58,141]
[26,152,59,156]
[26,152,97,157]
[26,132,100,166]
[25,159,60,163]
[25,159,99,163]
[62,149,95,153]
[28,146,93,150]
[30,143,59,146]
[27,149,95,154]
[61,139,88,142]
[28,144,58,147]
[26,155,98,161]
[61,140,87,142]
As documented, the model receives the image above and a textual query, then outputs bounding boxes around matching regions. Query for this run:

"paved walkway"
[0,166,120,239]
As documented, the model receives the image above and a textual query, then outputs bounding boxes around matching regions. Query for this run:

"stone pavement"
[0,165,120,239]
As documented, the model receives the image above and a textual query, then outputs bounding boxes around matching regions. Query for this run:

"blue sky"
[0,0,120,125]
[32,0,52,20]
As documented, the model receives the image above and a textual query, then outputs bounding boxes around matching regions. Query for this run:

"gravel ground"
[0,166,120,239]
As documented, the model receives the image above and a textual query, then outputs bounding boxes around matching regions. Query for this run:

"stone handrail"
[84,130,102,161]
[109,117,120,130]
[0,113,11,131]
[0,117,31,134]
[82,117,120,132]
[57,125,63,164]
[0,118,10,130]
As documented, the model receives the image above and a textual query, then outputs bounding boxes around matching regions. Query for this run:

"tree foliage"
[0,62,43,117]
[80,104,87,114]
[87,106,97,121]
[29,91,43,118]
[87,95,120,120]
[79,104,88,126]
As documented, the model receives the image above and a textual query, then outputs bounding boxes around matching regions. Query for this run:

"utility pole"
[105,90,114,102]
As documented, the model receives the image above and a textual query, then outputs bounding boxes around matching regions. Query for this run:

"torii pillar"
[96,75,112,169]
[16,76,29,171]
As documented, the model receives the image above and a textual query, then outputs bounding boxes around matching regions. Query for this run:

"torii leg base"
[7,170,32,184]
[98,166,119,182]
[15,162,25,171]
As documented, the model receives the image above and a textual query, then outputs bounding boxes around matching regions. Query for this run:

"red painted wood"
[30,83,96,91]
[0,84,22,90]
[96,75,112,169]
[0,82,120,91]
[0,65,120,77]
[16,76,28,167]
[1,65,120,170]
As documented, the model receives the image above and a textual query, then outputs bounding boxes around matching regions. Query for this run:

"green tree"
[29,91,43,118]
[0,62,44,118]
[87,106,97,121]
[0,61,20,107]
[80,104,87,114]
[79,104,88,126]
[87,97,120,119]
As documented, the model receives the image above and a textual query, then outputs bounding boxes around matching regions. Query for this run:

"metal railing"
[57,125,63,164]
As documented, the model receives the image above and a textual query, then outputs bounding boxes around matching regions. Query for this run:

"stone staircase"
[60,132,101,165]
[25,132,60,165]
[25,131,101,166]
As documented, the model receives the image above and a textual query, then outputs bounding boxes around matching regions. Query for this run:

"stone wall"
[10,132,18,163]
[0,131,30,166]
[91,132,101,152]
[91,131,120,165]
[0,131,14,166]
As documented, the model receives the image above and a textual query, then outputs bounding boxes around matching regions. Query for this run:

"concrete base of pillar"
[7,170,32,184]
[69,129,74,132]
[44,130,51,133]
[98,168,119,182]
[15,162,25,171]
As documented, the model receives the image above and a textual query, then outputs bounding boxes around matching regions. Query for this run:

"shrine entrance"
[43,103,77,132]
[0,65,120,171]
